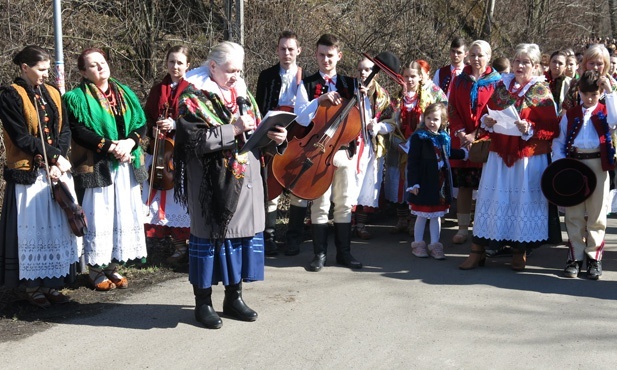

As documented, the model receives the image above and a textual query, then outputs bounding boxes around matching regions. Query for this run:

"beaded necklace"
[218,85,238,114]
[96,84,119,116]
[403,91,418,111]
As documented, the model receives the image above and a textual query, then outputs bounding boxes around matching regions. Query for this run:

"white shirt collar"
[185,65,247,97]
[582,104,598,115]
[319,72,337,84]
[501,73,546,97]
[280,64,297,77]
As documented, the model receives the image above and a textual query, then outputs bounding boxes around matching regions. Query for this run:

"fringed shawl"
[457,65,501,111]
[415,128,451,157]
[486,75,559,167]
[63,78,145,169]
[173,80,260,240]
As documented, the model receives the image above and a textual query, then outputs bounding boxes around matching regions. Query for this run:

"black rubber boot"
[309,223,329,272]
[264,210,278,256]
[334,222,362,269]
[587,258,602,280]
[193,286,222,329]
[223,282,258,321]
[285,205,307,256]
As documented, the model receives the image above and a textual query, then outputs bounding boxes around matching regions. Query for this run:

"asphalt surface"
[2,215,617,369]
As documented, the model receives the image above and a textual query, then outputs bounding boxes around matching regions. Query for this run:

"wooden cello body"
[271,98,361,200]
[265,122,310,200]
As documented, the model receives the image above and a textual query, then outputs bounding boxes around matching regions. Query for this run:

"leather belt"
[568,152,601,160]
[275,105,294,113]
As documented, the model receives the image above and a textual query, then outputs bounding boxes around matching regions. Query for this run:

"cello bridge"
[313,142,325,153]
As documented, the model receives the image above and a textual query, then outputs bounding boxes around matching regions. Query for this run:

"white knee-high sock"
[414,216,427,243]
[429,217,441,244]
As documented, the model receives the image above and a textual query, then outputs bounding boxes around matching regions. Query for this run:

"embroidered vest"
[565,104,616,171]
[263,66,304,112]
[262,70,283,113]
[303,72,354,101]
[302,72,356,155]
[3,83,62,171]
[437,65,452,93]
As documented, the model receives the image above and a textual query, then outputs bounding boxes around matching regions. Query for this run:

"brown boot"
[511,250,527,271]
[452,214,471,244]
[355,211,372,239]
[167,239,188,265]
[459,243,486,270]
[390,217,408,233]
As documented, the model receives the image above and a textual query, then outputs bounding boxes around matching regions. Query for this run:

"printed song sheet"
[487,105,522,137]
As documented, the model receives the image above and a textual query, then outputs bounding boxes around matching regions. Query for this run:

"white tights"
[413,216,441,244]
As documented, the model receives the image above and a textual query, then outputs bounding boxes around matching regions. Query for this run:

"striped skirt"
[188,232,264,288]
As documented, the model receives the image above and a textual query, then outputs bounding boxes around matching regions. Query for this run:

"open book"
[239,111,297,154]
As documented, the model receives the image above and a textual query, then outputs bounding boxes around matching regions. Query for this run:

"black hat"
[541,158,597,207]
[363,51,405,86]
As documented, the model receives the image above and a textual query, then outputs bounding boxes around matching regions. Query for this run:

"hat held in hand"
[541,158,597,207]
[362,51,405,86]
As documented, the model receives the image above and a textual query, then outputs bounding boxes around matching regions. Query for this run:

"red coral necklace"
[218,85,238,114]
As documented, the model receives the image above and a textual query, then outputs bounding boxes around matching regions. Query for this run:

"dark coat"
[406,130,466,206]
[255,63,307,116]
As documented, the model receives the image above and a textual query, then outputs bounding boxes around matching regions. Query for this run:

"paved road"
[2,216,617,369]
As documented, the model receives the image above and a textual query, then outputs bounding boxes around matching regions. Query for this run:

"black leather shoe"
[284,242,300,256]
[264,239,279,256]
[193,286,222,329]
[223,284,258,322]
[485,246,512,258]
[336,254,363,269]
[308,253,326,272]
[195,304,223,329]
[587,259,602,280]
[264,211,279,256]
[563,260,582,278]
[285,205,307,256]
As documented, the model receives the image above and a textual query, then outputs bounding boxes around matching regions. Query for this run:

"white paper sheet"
[399,138,410,154]
[488,105,522,137]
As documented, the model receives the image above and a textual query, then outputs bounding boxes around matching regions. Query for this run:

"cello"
[271,85,363,201]
[265,121,309,200]
[271,51,404,200]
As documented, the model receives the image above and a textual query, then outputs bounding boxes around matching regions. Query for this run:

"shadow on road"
[265,221,617,302]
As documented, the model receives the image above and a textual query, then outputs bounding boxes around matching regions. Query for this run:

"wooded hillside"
[0,0,614,209]
[0,0,612,96]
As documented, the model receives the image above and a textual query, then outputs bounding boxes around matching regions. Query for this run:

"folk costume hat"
[362,51,405,86]
[541,158,597,207]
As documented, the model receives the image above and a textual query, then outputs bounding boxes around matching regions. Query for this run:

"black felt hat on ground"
[541,158,597,207]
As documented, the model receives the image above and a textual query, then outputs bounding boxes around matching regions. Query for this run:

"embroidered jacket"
[448,65,501,168]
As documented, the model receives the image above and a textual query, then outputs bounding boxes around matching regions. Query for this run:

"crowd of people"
[1,31,616,329]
